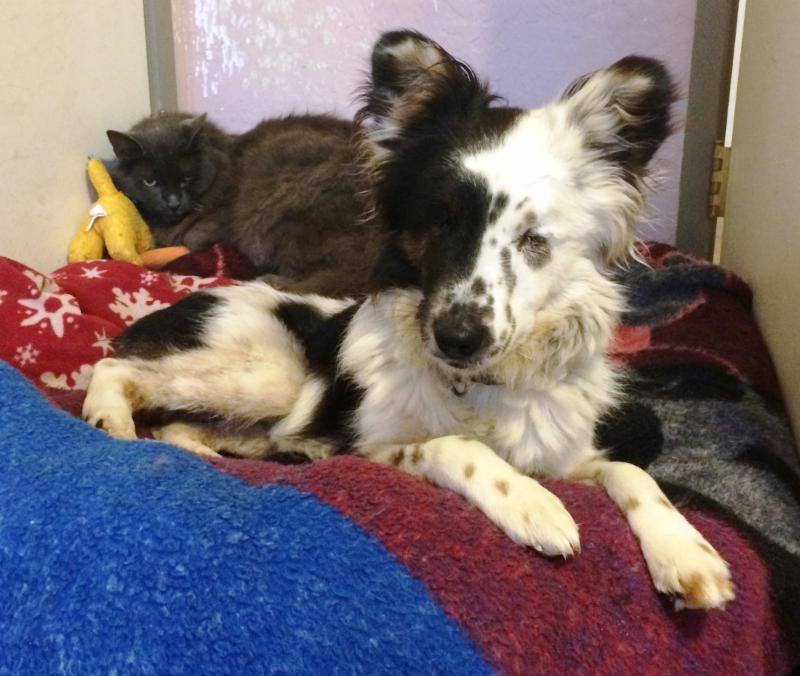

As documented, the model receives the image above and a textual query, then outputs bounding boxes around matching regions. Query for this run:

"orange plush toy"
[68,159,189,269]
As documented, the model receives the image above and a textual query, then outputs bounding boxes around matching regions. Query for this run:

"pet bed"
[0,243,798,674]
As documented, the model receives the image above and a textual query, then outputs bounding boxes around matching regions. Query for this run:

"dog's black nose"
[433,310,491,363]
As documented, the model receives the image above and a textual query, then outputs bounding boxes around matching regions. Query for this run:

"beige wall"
[0,1,150,272]
[721,1,800,440]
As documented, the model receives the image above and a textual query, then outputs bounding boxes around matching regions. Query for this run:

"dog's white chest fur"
[342,291,605,476]
[463,384,596,476]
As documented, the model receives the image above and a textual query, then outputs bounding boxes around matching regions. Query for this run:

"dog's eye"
[143,178,157,188]
[517,230,550,262]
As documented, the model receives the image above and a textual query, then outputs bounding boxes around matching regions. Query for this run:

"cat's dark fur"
[107,112,384,297]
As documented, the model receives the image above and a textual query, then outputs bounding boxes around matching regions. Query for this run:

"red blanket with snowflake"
[0,249,247,389]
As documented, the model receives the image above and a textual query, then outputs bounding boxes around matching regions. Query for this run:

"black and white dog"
[84,31,734,609]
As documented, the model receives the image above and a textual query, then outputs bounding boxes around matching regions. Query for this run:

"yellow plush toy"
[68,158,155,265]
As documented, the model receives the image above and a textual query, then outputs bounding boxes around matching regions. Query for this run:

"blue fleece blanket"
[0,362,489,674]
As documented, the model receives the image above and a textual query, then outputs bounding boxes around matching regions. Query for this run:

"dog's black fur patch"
[117,292,220,359]
[274,302,358,375]
[274,301,365,445]
[595,401,664,468]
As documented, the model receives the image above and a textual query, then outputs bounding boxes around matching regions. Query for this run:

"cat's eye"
[517,230,550,262]
[181,176,192,185]
[143,178,157,187]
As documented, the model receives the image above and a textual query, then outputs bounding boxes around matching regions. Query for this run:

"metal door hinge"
[709,141,732,219]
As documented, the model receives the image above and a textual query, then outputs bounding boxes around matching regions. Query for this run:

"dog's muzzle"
[432,304,491,367]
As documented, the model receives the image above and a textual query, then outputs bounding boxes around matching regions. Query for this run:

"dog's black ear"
[561,56,675,181]
[369,30,459,103]
[357,30,489,171]
[106,130,144,161]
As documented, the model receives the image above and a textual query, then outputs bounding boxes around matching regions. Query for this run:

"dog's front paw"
[488,475,580,557]
[642,528,734,610]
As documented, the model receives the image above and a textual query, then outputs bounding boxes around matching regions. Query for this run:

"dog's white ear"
[357,30,488,171]
[561,56,675,183]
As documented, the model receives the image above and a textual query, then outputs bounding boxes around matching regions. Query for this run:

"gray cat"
[107,112,384,296]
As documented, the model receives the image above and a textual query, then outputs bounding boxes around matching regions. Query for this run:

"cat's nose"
[166,194,181,210]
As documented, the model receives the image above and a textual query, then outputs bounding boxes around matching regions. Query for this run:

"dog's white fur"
[83,39,734,610]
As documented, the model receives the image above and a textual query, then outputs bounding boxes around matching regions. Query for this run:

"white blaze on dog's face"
[359,31,674,373]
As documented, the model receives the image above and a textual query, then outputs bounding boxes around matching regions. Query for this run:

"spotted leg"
[363,435,580,557]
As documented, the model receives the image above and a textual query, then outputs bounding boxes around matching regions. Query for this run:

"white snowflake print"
[13,343,40,366]
[40,364,94,391]
[169,274,217,294]
[18,292,81,338]
[109,287,168,325]
[139,270,159,286]
[92,329,115,356]
[0,289,7,306]
[80,266,106,280]
[23,269,62,294]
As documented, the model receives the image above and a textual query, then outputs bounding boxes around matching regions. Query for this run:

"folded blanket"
[0,244,798,673]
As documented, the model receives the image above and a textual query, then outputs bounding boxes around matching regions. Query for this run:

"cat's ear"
[357,30,489,171]
[106,130,144,161]
[182,114,207,150]
[560,55,675,181]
